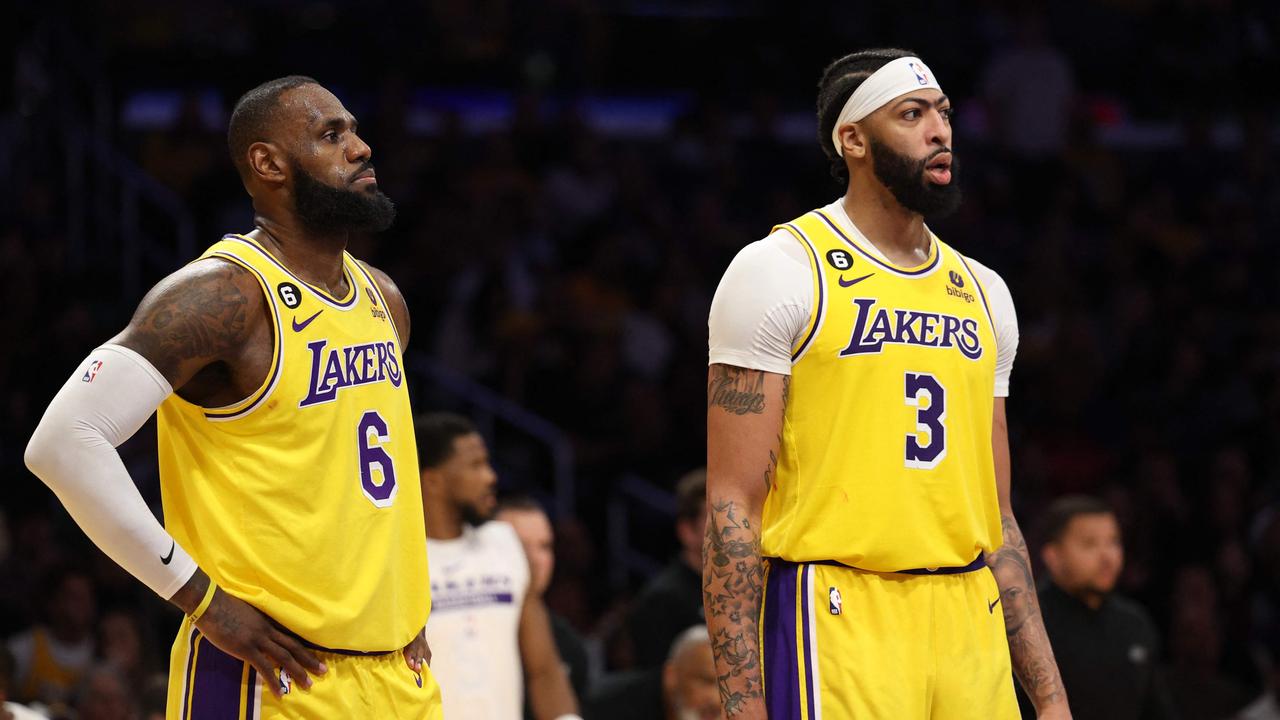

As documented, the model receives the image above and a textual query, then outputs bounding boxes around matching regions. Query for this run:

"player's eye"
[324,131,340,143]
[903,109,920,120]
[940,107,955,121]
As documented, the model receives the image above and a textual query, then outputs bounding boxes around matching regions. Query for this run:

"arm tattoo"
[127,263,250,380]
[703,499,765,716]
[708,365,766,415]
[761,376,789,492]
[988,514,1067,709]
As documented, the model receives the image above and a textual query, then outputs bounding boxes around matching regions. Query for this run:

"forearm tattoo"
[703,499,765,716]
[989,514,1066,708]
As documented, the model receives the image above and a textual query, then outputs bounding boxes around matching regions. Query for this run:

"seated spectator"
[496,495,593,711]
[626,469,706,669]
[585,624,717,720]
[1019,496,1177,720]
[72,666,134,720]
[0,646,46,720]
[6,566,95,712]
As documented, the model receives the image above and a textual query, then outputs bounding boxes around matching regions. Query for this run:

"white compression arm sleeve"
[24,344,197,599]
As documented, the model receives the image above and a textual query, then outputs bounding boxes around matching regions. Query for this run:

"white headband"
[830,56,943,155]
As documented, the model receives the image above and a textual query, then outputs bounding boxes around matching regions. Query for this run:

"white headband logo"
[830,56,943,155]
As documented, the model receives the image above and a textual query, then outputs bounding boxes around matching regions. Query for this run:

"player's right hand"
[195,587,328,698]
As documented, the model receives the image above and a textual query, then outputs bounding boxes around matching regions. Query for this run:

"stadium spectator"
[625,469,706,669]
[0,646,45,720]
[1019,496,1178,719]
[496,495,593,713]
[584,624,717,720]
[5,567,95,712]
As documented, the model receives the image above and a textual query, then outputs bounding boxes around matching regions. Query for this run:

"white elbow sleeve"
[25,344,197,599]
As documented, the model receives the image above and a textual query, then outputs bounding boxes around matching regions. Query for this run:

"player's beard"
[868,137,962,219]
[459,501,494,528]
[291,163,396,234]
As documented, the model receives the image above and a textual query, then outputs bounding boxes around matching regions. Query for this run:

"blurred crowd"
[2,0,1280,718]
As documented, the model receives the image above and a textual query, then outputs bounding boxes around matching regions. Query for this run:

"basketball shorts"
[761,558,1018,720]
[166,615,443,719]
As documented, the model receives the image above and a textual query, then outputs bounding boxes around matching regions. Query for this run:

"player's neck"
[841,185,931,267]
[424,502,465,540]
[251,215,349,293]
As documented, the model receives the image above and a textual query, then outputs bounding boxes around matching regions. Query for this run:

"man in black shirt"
[626,470,706,668]
[1019,496,1178,720]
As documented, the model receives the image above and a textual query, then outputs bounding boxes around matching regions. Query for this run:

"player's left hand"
[402,626,431,672]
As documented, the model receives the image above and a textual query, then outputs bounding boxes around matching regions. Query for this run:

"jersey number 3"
[358,410,398,507]
[904,372,946,469]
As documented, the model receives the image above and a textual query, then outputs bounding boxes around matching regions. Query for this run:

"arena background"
[2,1,1279,718]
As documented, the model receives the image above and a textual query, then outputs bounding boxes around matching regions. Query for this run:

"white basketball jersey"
[425,522,529,720]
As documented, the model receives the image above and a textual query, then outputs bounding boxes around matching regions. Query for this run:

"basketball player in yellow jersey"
[25,76,442,718]
[704,50,1072,719]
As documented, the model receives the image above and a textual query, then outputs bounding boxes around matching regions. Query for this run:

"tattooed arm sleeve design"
[705,364,787,719]
[988,398,1069,715]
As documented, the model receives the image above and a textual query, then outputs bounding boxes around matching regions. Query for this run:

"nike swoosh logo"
[989,596,1002,614]
[292,310,323,332]
[838,273,875,287]
[161,541,175,565]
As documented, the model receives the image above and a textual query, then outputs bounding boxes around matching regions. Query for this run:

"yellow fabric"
[157,235,428,652]
[763,560,1018,719]
[166,615,443,719]
[762,210,1001,572]
[20,628,82,705]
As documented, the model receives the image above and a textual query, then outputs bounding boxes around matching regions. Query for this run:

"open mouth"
[925,154,952,185]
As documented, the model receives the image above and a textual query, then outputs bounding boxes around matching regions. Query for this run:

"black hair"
[226,75,319,179]
[816,48,917,184]
[1039,495,1115,544]
[414,412,479,469]
[495,494,547,516]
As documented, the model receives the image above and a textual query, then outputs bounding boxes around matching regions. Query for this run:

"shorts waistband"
[774,552,987,576]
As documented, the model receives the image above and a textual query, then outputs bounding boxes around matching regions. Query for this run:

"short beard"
[459,503,493,528]
[291,163,396,234]
[869,138,963,219]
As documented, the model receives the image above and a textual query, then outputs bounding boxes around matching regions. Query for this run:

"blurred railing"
[408,353,577,521]
[63,125,197,297]
[607,474,675,591]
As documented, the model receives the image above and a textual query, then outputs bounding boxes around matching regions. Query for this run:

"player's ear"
[1040,543,1060,575]
[247,141,288,185]
[842,122,869,160]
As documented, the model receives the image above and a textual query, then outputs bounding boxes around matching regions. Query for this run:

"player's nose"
[347,132,372,163]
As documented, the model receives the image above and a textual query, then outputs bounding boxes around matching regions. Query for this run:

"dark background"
[2,1,1279,718]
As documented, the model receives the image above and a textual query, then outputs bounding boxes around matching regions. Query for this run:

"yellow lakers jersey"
[761,209,1002,572]
[157,234,428,652]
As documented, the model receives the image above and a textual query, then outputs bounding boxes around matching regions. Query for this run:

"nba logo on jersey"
[278,669,292,695]
[829,586,843,615]
[82,360,103,383]
[909,62,929,85]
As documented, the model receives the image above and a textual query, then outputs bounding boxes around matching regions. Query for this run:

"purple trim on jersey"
[800,564,817,716]
[221,235,360,309]
[202,252,283,420]
[763,560,802,719]
[954,253,997,351]
[813,210,940,277]
[350,261,403,349]
[189,633,245,720]
[783,223,825,362]
[181,627,198,720]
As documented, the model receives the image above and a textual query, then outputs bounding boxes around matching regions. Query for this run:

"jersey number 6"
[904,372,946,469]
[358,410,398,507]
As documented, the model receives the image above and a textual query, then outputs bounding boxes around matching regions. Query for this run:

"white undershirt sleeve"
[965,259,1019,397]
[24,344,198,599]
[708,230,814,375]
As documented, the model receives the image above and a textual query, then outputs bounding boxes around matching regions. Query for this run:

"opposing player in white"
[415,413,580,720]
